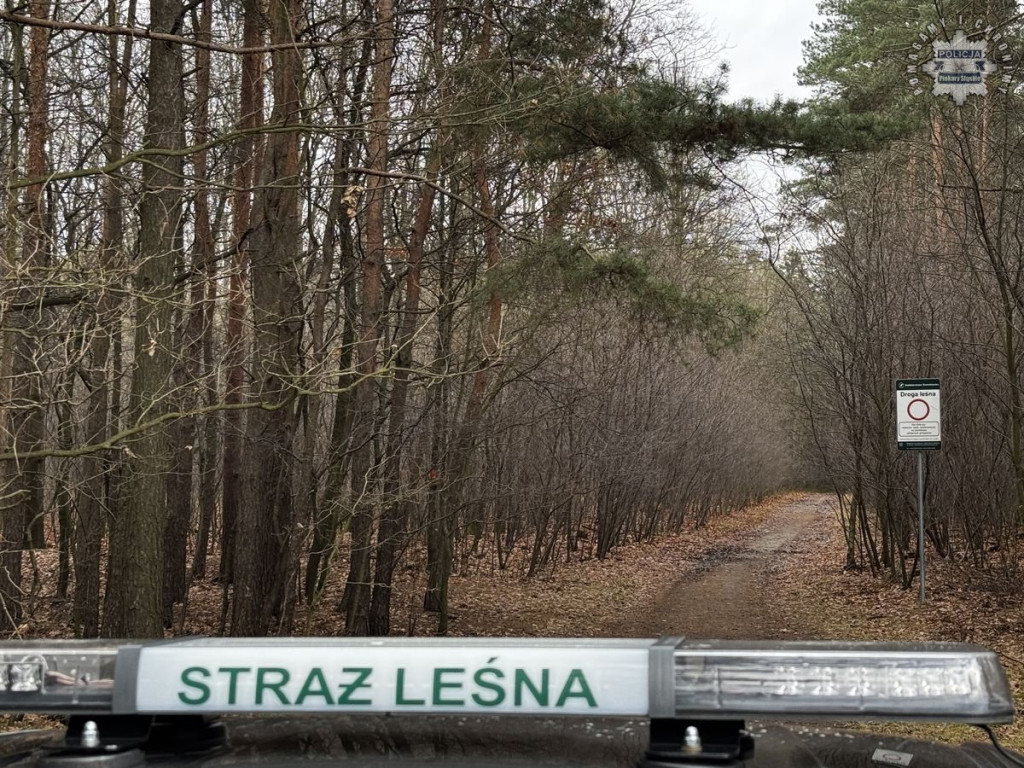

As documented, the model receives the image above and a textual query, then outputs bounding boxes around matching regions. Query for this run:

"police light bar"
[0,638,1010,724]
[0,640,118,712]
[658,639,1014,723]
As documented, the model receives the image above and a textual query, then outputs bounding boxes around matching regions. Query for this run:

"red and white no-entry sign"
[906,398,930,421]
[896,379,941,451]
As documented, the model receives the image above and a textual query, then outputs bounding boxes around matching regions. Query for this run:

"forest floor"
[440,491,1024,750]
[11,492,1024,749]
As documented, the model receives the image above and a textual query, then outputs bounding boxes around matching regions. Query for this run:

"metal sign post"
[896,378,941,602]
[917,451,925,602]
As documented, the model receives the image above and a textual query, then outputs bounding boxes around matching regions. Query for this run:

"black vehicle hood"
[0,717,1018,768]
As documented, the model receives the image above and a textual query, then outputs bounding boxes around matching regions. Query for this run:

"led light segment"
[672,640,1014,722]
[0,641,118,712]
[8,662,43,692]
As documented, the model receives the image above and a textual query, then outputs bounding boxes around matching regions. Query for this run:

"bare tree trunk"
[192,7,219,577]
[17,0,51,554]
[55,371,75,599]
[73,0,136,636]
[302,33,366,604]
[102,0,184,638]
[368,137,442,635]
[73,0,135,638]
[307,286,358,601]
[162,0,214,623]
[423,8,502,632]
[367,0,448,636]
[0,19,23,634]
[221,0,264,583]
[2,0,51,630]
[163,321,192,626]
[231,0,304,637]
[423,213,455,618]
[341,0,394,635]
[193,262,219,581]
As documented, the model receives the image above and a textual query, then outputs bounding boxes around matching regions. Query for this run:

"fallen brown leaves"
[765,498,1024,750]
[440,491,1024,750]
[14,490,1024,753]
[444,492,801,638]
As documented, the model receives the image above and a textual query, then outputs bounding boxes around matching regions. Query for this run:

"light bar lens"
[0,641,118,712]
[672,641,1014,722]
[0,638,1011,725]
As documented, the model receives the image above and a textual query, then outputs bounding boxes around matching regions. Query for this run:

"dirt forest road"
[609,494,832,639]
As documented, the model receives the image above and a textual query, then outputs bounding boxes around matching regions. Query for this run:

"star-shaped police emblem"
[921,30,997,105]
[908,20,1012,104]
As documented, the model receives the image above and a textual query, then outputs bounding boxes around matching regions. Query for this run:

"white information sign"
[134,643,650,715]
[896,378,941,451]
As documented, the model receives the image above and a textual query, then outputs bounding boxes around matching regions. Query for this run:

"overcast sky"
[686,0,821,102]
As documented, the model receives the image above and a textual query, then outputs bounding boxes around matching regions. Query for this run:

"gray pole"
[918,451,926,602]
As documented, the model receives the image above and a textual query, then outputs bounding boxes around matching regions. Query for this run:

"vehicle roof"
[0,718,1019,768]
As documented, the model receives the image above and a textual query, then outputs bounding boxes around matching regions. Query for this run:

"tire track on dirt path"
[609,494,833,639]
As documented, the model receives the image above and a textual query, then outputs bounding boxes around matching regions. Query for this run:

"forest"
[0,0,1021,639]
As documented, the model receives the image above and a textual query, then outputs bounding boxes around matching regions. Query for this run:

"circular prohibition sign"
[907,398,931,421]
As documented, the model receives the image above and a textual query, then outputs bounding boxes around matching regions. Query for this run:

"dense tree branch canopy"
[0,0,944,641]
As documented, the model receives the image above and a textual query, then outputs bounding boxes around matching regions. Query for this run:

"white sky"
[686,0,821,102]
